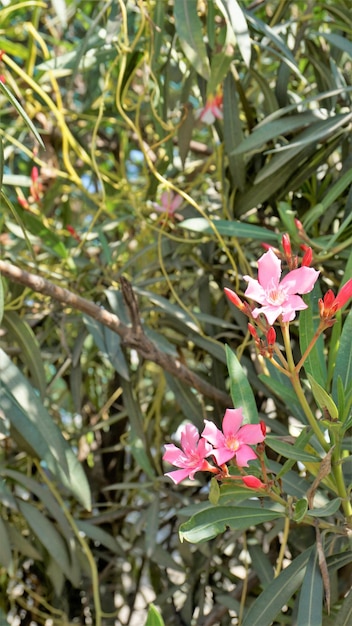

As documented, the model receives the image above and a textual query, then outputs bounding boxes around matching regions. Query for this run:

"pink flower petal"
[202,420,225,448]
[280,266,319,294]
[252,304,282,325]
[280,295,307,321]
[236,445,258,467]
[244,276,267,304]
[165,468,192,484]
[237,423,265,445]
[211,446,236,466]
[258,249,281,290]
[222,408,244,438]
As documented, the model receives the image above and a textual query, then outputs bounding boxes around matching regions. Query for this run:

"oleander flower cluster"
[163,407,265,486]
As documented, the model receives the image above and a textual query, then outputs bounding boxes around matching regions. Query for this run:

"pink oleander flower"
[244,248,320,325]
[152,190,183,220]
[195,92,223,125]
[163,423,214,484]
[202,408,265,467]
[319,278,352,320]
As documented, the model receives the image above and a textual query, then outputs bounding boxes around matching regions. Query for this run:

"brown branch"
[0,260,230,406]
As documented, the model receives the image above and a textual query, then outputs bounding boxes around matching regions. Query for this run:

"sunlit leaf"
[174,0,210,80]
[144,604,166,626]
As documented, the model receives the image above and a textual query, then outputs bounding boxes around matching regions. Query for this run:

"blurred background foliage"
[0,0,351,624]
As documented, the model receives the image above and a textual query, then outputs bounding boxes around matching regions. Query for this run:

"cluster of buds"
[248,324,276,358]
[319,279,352,323]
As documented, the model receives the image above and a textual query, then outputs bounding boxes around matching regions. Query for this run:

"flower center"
[226,437,240,452]
[265,280,287,306]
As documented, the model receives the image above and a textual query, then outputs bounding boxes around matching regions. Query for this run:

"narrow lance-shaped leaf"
[174,0,210,80]
[0,81,45,148]
[296,547,323,626]
[225,345,258,424]
[241,548,312,626]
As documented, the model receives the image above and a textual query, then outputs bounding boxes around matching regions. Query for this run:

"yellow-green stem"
[280,322,329,452]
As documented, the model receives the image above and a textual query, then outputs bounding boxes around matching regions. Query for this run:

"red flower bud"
[224,287,247,312]
[242,475,265,489]
[266,327,276,346]
[282,233,292,259]
[248,323,258,339]
[260,420,266,437]
[301,246,313,267]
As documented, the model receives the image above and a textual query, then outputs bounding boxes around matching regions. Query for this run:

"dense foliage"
[0,1,351,625]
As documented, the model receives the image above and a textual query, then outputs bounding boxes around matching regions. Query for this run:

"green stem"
[295,321,327,374]
[280,322,329,452]
[36,463,102,626]
[331,451,352,522]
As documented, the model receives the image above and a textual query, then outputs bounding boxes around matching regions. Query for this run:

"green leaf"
[75,520,123,556]
[334,589,352,626]
[174,0,210,80]
[296,547,323,626]
[0,80,45,148]
[241,548,312,626]
[1,310,46,398]
[221,0,251,67]
[0,135,3,189]
[299,284,327,389]
[307,373,339,421]
[0,276,4,326]
[6,523,43,561]
[17,499,72,576]
[332,309,352,402]
[83,315,130,381]
[307,498,342,518]
[145,495,160,558]
[265,436,321,463]
[223,72,246,190]
[225,345,258,423]
[0,515,12,572]
[180,218,279,242]
[293,498,308,523]
[179,506,284,543]
[248,544,274,588]
[16,210,69,259]
[144,604,165,626]
[0,349,91,510]
[230,112,318,155]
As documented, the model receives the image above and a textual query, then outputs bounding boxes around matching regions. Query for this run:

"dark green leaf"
[179,506,284,543]
[265,436,321,463]
[296,547,323,626]
[241,549,312,626]
[180,218,279,241]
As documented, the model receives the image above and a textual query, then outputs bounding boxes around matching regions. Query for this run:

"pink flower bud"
[241,475,265,489]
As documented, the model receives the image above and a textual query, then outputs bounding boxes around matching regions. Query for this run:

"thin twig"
[0,260,230,406]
